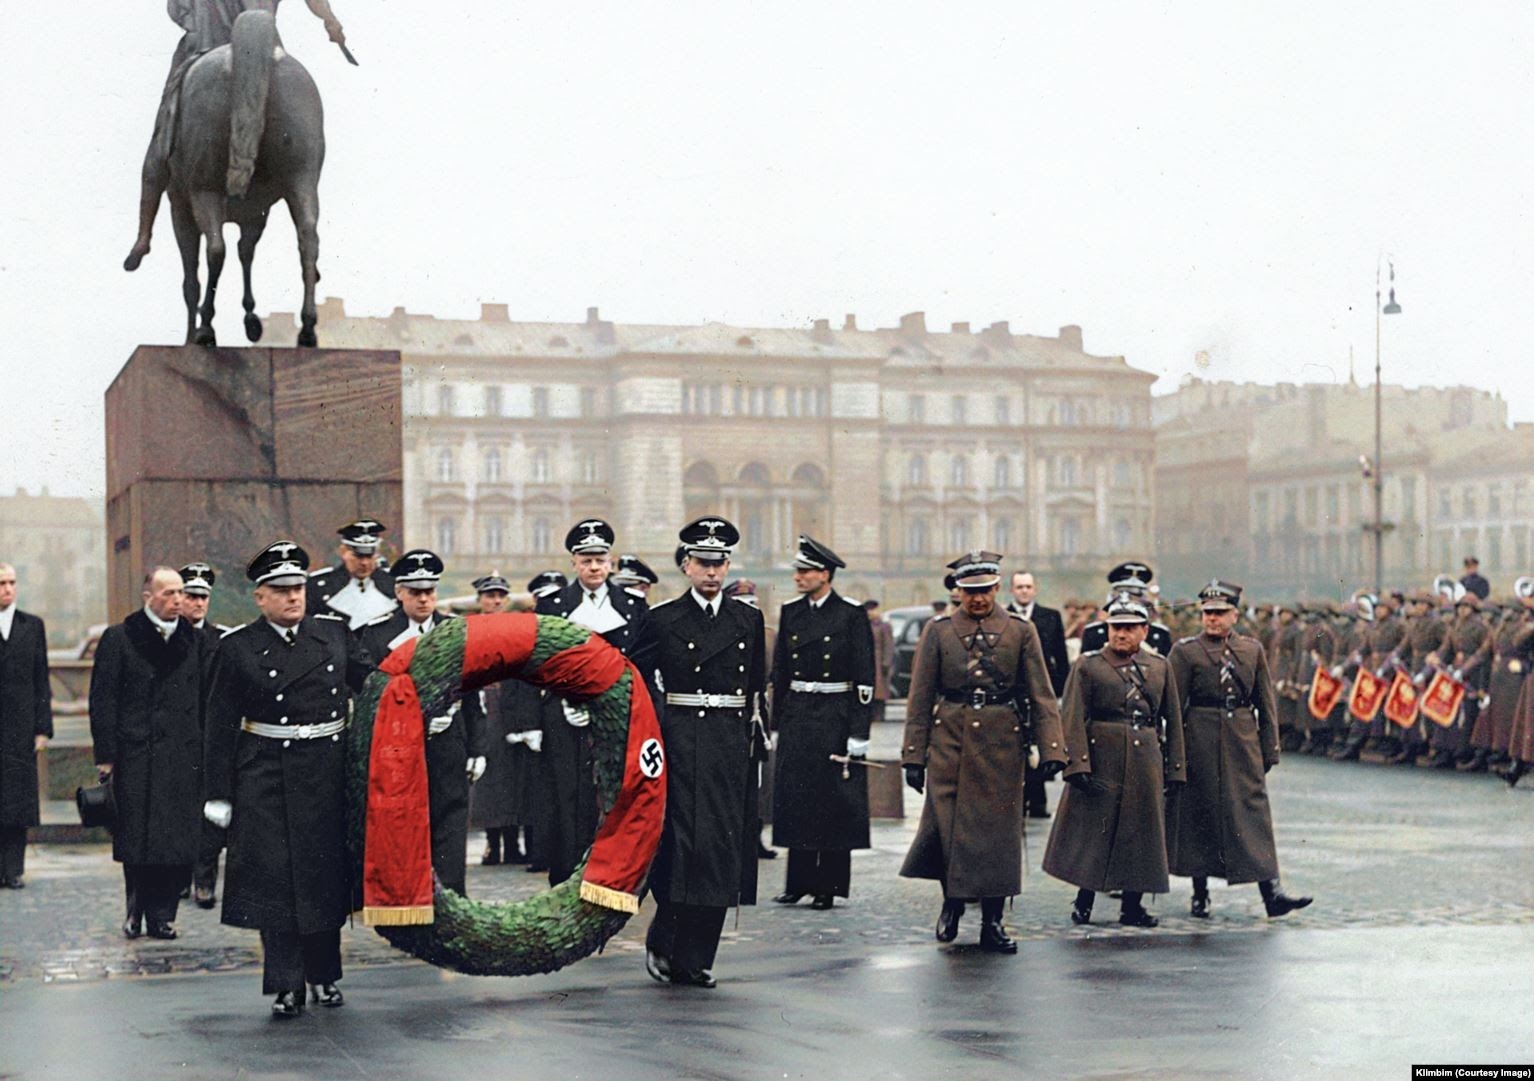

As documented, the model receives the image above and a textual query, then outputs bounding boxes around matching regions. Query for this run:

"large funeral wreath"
[345,611,665,977]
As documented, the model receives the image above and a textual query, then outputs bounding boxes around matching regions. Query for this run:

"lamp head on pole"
[1382,261,1402,315]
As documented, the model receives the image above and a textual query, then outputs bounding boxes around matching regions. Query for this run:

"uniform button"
[332,734,340,742]
[698,710,706,718]
[268,670,278,678]
[738,642,745,650]
[736,688,742,694]
[327,665,334,672]
[688,643,695,650]
[739,666,745,672]
[1050,741,1059,748]
[331,688,338,695]
[934,718,941,726]
[283,740,292,748]
[275,693,284,702]
[1090,737,1096,744]
[280,717,289,724]
[972,721,980,728]
[332,710,339,719]
[823,654,831,660]
[1133,739,1141,747]
[1081,755,1089,761]
[823,636,831,642]
[695,666,701,673]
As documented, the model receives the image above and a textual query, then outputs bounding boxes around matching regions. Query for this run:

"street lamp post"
[1371,257,1402,597]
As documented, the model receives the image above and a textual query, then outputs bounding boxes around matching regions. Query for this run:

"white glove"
[846,737,870,758]
[466,756,486,783]
[505,729,545,753]
[562,702,591,728]
[203,800,232,829]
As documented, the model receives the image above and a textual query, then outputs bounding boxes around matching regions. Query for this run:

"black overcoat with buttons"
[305,564,396,626]
[899,607,1065,898]
[204,613,371,933]
[89,612,205,867]
[356,611,486,894]
[0,610,52,828]
[1042,649,1184,893]
[535,582,658,885]
[769,591,876,851]
[647,593,766,908]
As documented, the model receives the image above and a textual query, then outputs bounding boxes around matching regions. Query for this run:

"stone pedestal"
[105,346,403,626]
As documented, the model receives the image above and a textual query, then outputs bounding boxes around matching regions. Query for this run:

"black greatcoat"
[356,611,486,895]
[1080,620,1174,657]
[0,611,52,828]
[648,594,766,908]
[204,614,370,933]
[467,681,517,830]
[305,564,397,628]
[535,583,658,884]
[770,591,875,851]
[89,613,205,866]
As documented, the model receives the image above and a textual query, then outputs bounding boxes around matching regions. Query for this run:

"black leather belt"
[1190,697,1249,710]
[1087,715,1155,728]
[940,688,1013,708]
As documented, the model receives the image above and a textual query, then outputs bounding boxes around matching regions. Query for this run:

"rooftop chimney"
[1058,325,1083,351]
[899,311,927,338]
[586,306,601,324]
[843,314,858,331]
[586,306,615,344]
[811,318,833,343]
[481,302,509,322]
[950,321,970,334]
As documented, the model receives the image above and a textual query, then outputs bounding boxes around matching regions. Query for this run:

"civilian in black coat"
[0,563,52,888]
[1009,571,1070,818]
[90,568,206,939]
[180,562,230,909]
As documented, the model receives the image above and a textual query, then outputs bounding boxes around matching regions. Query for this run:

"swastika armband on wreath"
[345,612,666,977]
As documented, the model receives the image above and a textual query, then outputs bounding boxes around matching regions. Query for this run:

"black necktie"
[285,629,297,646]
[707,603,717,622]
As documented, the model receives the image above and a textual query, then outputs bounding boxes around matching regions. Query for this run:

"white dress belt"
[664,692,748,709]
[788,680,852,694]
[241,718,346,740]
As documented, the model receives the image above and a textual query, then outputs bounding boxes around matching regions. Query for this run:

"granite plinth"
[104,346,402,624]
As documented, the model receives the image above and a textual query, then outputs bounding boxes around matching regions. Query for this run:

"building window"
[1060,518,1079,555]
[531,447,550,483]
[1438,490,1451,518]
[580,450,599,484]
[1113,460,1132,488]
[1489,530,1502,568]
[1463,487,1477,518]
[1114,517,1132,551]
[1111,401,1131,427]
[994,396,1010,425]
[483,448,502,483]
[950,455,969,488]
[995,518,1012,553]
[1060,400,1078,426]
[580,387,598,417]
[1401,478,1417,520]
[483,516,504,554]
[1303,487,1318,528]
[1255,492,1270,533]
[906,519,929,556]
[532,387,550,418]
[951,395,967,425]
[908,455,927,486]
[1489,485,1502,517]
[813,387,829,417]
[748,387,767,416]
[994,457,1011,489]
[949,518,970,553]
[436,517,457,556]
[909,394,925,423]
[532,518,551,554]
[435,447,455,482]
[1326,484,1340,523]
[437,384,456,417]
[1058,456,1078,487]
[484,385,503,417]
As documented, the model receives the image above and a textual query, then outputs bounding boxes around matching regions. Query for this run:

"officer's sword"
[828,754,887,781]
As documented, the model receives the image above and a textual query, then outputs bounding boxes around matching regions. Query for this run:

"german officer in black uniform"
[180,562,231,910]
[203,542,371,1018]
[356,549,487,896]
[534,520,657,886]
[645,517,767,988]
[305,519,397,630]
[1079,562,1174,656]
[610,554,660,599]
[770,535,876,910]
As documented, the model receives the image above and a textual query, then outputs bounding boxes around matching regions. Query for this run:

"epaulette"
[931,614,951,623]
[213,622,234,634]
[219,622,248,638]
[842,595,861,606]
[1177,634,1199,644]
[784,594,806,606]
[314,611,346,622]
[307,566,330,578]
[1080,648,1102,658]
[649,596,680,612]
[361,611,393,627]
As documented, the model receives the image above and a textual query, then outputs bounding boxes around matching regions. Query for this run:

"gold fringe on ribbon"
[361,905,436,927]
[579,880,639,914]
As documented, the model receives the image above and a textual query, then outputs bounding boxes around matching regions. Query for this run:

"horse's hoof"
[245,313,264,343]
[123,245,148,272]
[195,328,217,348]
[297,328,317,348]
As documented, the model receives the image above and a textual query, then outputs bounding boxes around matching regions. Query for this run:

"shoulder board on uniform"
[931,614,950,623]
[783,594,806,607]
[724,595,755,610]
[842,595,861,607]
[361,611,394,627]
[649,596,681,612]
[213,622,234,634]
[307,566,331,578]
[1080,648,1103,658]
[219,622,248,639]
[1177,634,1199,645]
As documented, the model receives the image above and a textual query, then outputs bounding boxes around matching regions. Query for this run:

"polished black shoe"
[193,886,217,910]
[1329,741,1363,762]
[308,983,344,1007]
[122,914,143,939]
[670,968,717,988]
[935,899,965,943]
[757,841,778,860]
[1026,804,1051,819]
[1070,903,1092,926]
[480,849,502,866]
[1384,748,1415,766]
[644,946,671,984]
[1119,908,1159,928]
[810,894,834,910]
[1457,751,1490,773]
[1190,894,1210,919]
[1505,762,1526,788]
[978,918,1018,954]
[3,876,25,889]
[145,920,178,940]
[773,892,804,905]
[271,992,303,1019]
[1261,887,1313,919]
[1428,751,1456,770]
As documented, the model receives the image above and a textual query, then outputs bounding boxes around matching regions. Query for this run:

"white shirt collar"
[266,618,300,640]
[143,604,179,637]
[411,615,434,634]
[580,581,610,605]
[0,605,14,640]
[807,589,831,610]
[192,618,206,630]
[690,588,720,615]
[1017,601,1035,620]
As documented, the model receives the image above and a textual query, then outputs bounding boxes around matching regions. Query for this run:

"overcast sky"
[4,2,1531,500]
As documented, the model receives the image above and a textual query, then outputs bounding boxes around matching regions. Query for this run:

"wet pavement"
[3,748,1532,1079]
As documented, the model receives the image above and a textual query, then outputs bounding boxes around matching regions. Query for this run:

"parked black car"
[886,605,940,699]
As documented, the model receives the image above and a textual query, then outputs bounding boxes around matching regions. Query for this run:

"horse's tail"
[227,9,277,198]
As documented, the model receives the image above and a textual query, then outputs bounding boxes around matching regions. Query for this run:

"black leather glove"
[1039,759,1065,781]
[903,764,925,794]
[1065,771,1093,792]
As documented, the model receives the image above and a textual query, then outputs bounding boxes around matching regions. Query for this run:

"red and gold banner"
[1420,670,1467,728]
[1308,667,1345,721]
[1347,668,1388,723]
[1382,671,1420,729]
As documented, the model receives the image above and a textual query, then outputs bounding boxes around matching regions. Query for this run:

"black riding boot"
[1259,878,1313,918]
[1119,890,1158,928]
[978,897,1017,953]
[1071,888,1093,925]
[1190,877,1210,918]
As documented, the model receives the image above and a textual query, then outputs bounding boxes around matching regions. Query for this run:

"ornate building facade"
[273,301,1156,606]
[0,487,106,646]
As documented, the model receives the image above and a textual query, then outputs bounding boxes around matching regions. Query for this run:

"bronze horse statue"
[166,9,325,347]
